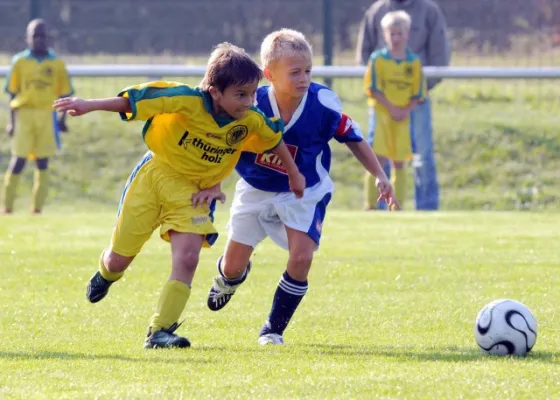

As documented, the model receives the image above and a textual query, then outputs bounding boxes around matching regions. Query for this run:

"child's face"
[265,53,312,98]
[210,80,258,120]
[27,23,49,54]
[384,25,408,51]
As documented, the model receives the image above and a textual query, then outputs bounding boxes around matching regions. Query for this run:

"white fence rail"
[1,65,560,79]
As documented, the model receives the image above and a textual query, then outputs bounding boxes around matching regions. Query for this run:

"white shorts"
[227,178,334,250]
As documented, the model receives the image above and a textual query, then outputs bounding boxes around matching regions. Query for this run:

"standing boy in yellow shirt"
[3,19,73,214]
[363,11,425,210]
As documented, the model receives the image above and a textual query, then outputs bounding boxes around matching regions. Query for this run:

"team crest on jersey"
[405,66,413,77]
[226,125,248,146]
[255,144,297,174]
[43,67,53,77]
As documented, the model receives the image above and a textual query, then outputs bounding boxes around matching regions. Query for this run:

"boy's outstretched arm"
[53,97,131,116]
[271,141,305,198]
[346,140,401,210]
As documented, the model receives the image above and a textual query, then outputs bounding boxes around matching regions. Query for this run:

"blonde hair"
[380,11,412,31]
[260,28,313,67]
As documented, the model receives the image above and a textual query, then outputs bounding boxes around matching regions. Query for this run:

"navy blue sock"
[217,255,249,286]
[260,271,308,336]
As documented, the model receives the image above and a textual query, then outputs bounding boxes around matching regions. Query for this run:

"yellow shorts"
[373,110,412,162]
[111,152,219,257]
[13,108,57,159]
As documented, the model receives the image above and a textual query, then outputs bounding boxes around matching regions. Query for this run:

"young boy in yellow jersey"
[363,11,425,210]
[3,19,73,214]
[54,43,305,349]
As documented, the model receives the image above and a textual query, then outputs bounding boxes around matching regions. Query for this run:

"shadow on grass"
[300,344,560,363]
[0,350,212,364]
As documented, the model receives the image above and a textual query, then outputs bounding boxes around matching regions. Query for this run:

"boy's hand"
[6,123,13,137]
[288,171,306,199]
[391,107,408,122]
[58,119,68,133]
[53,97,92,116]
[192,184,226,208]
[375,177,401,211]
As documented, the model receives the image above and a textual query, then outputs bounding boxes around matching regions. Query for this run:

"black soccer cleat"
[144,322,191,349]
[86,271,114,303]
[207,261,251,311]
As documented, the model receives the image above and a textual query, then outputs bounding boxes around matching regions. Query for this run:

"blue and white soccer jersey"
[228,82,362,250]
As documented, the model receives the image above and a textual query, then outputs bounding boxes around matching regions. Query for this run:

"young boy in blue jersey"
[206,29,400,345]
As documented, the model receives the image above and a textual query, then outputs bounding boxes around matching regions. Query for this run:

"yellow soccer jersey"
[118,81,283,189]
[364,48,425,111]
[5,49,73,109]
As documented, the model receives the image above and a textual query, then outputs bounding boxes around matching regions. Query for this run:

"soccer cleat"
[144,322,191,349]
[86,271,114,303]
[207,261,251,311]
[257,333,284,346]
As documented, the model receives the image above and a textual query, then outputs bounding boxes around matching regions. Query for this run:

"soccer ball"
[474,299,537,356]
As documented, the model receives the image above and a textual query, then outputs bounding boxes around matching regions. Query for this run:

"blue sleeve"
[332,112,363,144]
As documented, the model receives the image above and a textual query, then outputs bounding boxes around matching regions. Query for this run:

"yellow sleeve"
[56,61,74,98]
[411,59,425,100]
[5,58,20,96]
[242,107,284,153]
[117,81,199,121]
[364,56,383,97]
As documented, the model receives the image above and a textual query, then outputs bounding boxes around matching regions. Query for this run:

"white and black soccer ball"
[474,299,537,356]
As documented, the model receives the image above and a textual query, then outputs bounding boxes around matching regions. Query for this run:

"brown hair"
[200,42,262,92]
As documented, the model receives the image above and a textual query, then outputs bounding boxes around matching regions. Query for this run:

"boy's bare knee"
[288,250,314,270]
[174,250,200,273]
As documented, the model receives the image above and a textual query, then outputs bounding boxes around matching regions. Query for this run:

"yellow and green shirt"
[5,49,73,109]
[119,81,284,189]
[364,48,425,112]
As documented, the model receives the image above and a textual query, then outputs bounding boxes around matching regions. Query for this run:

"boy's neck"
[30,49,49,58]
[388,47,406,59]
[273,88,304,124]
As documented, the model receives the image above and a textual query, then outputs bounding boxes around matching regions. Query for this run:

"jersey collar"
[200,89,236,128]
[267,86,308,133]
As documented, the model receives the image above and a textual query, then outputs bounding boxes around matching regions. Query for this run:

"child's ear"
[208,86,220,100]
[263,67,273,82]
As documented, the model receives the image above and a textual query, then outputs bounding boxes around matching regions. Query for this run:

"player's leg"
[3,109,32,213]
[411,98,439,210]
[144,231,204,349]
[31,111,58,213]
[207,179,268,311]
[87,153,158,303]
[207,239,254,311]
[391,160,406,209]
[391,119,413,209]
[258,227,314,345]
[32,157,49,213]
[145,175,219,348]
[369,111,393,210]
[258,189,331,345]
[2,156,26,213]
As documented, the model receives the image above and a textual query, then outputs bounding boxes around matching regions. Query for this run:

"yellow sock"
[3,172,20,211]
[32,169,49,212]
[392,167,407,210]
[364,172,378,209]
[149,280,191,333]
[98,251,124,282]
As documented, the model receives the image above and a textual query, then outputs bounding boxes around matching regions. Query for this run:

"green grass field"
[0,211,558,398]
